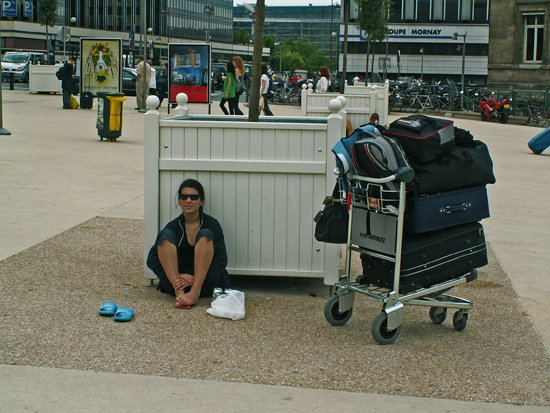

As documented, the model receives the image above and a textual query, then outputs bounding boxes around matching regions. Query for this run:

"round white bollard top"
[302,83,308,90]
[336,95,347,109]
[176,93,188,105]
[146,95,160,110]
[328,98,343,114]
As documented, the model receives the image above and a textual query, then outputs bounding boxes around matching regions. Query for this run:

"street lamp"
[147,27,153,60]
[161,9,169,61]
[330,2,341,71]
[248,39,253,63]
[204,4,215,43]
[332,32,338,73]
[419,47,424,82]
[453,32,467,111]
[274,42,282,73]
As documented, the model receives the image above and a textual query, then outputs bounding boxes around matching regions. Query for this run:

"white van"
[1,52,46,83]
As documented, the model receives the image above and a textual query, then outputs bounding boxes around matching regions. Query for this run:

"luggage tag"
[397,119,422,131]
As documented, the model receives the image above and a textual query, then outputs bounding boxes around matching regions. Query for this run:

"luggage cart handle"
[352,166,415,185]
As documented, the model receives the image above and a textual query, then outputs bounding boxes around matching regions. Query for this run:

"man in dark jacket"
[61,58,76,109]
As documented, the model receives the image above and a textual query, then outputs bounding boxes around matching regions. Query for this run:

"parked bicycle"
[514,103,549,127]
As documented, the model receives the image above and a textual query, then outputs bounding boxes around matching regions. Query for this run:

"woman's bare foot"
[175,290,200,308]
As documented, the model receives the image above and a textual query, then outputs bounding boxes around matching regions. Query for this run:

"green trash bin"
[96,92,127,141]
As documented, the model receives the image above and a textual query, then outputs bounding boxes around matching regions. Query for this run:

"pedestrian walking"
[260,63,274,116]
[219,61,237,115]
[232,56,245,115]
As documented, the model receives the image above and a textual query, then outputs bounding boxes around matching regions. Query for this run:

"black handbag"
[314,186,349,244]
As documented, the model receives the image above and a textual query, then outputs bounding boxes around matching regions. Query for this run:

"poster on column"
[80,38,122,96]
[168,43,210,104]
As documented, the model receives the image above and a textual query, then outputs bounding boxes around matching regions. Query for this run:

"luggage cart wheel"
[324,294,353,326]
[372,312,401,345]
[452,311,468,331]
[429,307,447,324]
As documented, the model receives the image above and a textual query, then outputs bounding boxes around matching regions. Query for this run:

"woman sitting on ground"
[147,179,230,308]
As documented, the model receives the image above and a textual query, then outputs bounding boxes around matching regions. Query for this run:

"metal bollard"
[9,73,15,90]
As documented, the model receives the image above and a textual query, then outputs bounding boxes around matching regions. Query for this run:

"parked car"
[122,67,138,96]
[1,52,45,83]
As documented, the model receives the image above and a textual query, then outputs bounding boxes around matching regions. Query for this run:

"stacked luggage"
[347,114,495,292]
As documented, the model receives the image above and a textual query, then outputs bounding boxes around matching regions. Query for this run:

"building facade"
[343,0,490,84]
[233,4,343,69]
[487,0,550,91]
[1,0,237,63]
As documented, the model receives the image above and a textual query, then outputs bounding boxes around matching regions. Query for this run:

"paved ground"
[1,90,549,411]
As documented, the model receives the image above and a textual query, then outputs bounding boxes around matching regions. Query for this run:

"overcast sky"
[234,0,332,6]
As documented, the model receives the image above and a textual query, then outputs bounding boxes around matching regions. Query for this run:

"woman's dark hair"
[261,63,268,75]
[319,66,330,80]
[226,61,236,76]
[177,179,205,201]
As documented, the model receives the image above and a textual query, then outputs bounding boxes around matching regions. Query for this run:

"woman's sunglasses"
[179,194,200,201]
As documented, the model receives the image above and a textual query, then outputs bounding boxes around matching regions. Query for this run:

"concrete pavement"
[0,90,549,411]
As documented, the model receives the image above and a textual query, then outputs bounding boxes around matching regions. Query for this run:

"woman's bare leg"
[175,235,214,307]
[157,239,190,308]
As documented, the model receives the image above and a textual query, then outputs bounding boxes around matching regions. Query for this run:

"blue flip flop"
[114,307,134,322]
[99,302,117,316]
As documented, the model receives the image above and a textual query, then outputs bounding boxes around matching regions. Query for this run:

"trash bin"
[96,92,127,141]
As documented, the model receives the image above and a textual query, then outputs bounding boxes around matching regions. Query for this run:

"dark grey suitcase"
[404,185,490,234]
[80,91,93,109]
[360,222,488,293]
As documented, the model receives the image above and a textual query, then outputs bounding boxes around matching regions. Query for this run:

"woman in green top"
[220,61,237,115]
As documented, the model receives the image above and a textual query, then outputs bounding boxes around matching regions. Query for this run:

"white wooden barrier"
[144,94,344,285]
[29,64,62,94]
[301,80,390,131]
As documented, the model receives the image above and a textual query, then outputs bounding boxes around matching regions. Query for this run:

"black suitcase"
[80,91,93,109]
[404,185,490,234]
[360,222,488,293]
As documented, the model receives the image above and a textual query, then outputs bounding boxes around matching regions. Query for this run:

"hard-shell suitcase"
[404,185,490,234]
[360,222,488,293]
[528,126,550,154]
[80,91,93,109]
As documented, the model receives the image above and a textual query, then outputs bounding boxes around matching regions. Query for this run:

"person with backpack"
[316,66,332,93]
[59,58,76,109]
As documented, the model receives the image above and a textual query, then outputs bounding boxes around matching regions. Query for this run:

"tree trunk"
[371,40,376,82]
[248,0,265,122]
[339,0,350,94]
[365,35,371,82]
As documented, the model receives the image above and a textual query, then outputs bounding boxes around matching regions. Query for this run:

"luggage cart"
[324,170,478,345]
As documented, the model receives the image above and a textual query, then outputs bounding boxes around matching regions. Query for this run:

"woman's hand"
[174,274,194,290]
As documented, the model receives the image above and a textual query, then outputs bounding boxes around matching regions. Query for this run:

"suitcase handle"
[439,202,472,213]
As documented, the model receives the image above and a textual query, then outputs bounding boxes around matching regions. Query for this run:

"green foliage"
[233,28,250,45]
[356,0,391,41]
[268,38,329,73]
[37,0,58,27]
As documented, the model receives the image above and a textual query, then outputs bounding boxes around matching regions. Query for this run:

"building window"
[403,0,417,20]
[432,0,445,20]
[460,0,473,21]
[524,14,545,63]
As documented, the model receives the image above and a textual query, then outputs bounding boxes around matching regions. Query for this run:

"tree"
[356,0,391,81]
[37,0,58,56]
[249,0,266,122]
[233,28,250,45]
[269,38,329,73]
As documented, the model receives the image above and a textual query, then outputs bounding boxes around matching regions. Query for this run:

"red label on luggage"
[368,197,380,209]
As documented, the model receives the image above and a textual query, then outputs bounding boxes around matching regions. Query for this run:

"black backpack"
[56,66,66,80]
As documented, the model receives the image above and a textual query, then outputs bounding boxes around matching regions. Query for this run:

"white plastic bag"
[206,289,245,321]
